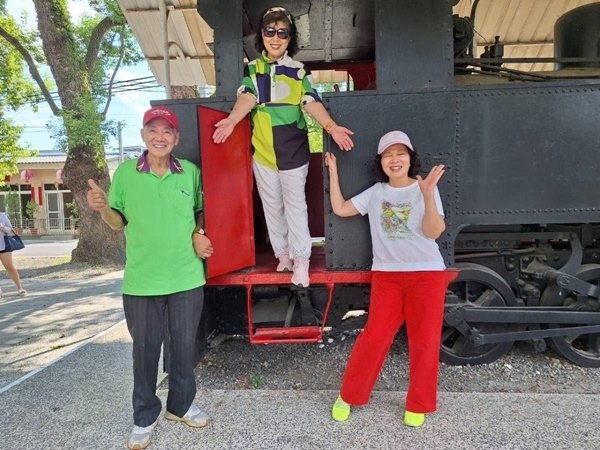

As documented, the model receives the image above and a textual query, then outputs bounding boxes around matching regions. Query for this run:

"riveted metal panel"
[150,98,233,166]
[375,0,454,90]
[199,0,244,98]
[455,83,600,227]
[323,91,456,269]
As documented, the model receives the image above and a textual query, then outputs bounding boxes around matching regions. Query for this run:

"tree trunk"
[171,85,198,99]
[32,0,125,265]
[65,140,126,266]
[64,145,125,264]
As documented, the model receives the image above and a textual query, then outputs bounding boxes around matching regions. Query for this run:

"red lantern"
[20,169,33,182]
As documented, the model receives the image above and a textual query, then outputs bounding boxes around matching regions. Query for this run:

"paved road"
[16,238,78,257]
[0,270,123,390]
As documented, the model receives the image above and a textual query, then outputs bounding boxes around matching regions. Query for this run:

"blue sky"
[6,1,165,152]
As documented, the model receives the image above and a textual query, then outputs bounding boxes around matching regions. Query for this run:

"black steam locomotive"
[143,1,600,367]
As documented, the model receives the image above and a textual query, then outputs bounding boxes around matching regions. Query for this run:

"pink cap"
[377,130,414,154]
[143,106,179,131]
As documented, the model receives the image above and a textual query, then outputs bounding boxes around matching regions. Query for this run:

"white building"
[1,150,139,235]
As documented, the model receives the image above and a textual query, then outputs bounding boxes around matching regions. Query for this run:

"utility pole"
[118,122,123,163]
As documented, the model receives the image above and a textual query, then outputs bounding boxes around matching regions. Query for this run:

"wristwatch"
[195,228,205,235]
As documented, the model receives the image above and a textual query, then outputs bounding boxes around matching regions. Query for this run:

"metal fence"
[10,218,80,236]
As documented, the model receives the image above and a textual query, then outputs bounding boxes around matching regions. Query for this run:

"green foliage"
[305,82,342,153]
[0,0,141,156]
[65,200,79,218]
[75,15,142,99]
[0,117,34,183]
[306,112,323,153]
[25,199,39,220]
[250,374,263,389]
[4,191,20,222]
[89,0,125,18]
[0,16,38,109]
[49,95,109,166]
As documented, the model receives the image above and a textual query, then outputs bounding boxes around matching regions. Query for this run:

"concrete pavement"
[1,315,598,449]
[15,238,78,257]
[1,263,598,449]
[0,270,123,388]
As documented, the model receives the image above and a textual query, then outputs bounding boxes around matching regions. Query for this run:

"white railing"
[10,218,80,236]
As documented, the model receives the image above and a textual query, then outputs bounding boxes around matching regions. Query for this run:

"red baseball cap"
[142,106,179,131]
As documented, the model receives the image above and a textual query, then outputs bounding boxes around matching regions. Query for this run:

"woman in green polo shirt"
[212,6,354,288]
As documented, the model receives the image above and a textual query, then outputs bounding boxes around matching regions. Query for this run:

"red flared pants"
[339,271,449,413]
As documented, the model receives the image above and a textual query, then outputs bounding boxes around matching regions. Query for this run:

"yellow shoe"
[404,410,425,427]
[331,395,351,422]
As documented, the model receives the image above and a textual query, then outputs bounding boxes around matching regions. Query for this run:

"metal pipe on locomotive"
[143,1,600,367]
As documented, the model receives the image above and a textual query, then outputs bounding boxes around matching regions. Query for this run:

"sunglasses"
[262,26,290,40]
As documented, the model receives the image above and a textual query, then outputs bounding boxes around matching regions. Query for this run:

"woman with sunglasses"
[213,6,354,288]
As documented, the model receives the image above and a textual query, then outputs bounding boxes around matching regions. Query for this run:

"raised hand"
[212,117,235,144]
[330,126,355,151]
[87,179,108,211]
[416,165,445,195]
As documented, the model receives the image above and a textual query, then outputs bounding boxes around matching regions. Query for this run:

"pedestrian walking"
[0,212,27,298]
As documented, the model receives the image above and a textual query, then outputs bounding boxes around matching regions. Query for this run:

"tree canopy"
[0,0,143,263]
[0,13,38,182]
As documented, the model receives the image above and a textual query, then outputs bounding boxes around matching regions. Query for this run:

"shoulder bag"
[3,230,25,252]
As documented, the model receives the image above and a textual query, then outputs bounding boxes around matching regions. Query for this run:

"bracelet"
[324,120,336,134]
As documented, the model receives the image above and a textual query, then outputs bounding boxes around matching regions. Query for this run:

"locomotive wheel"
[540,264,600,368]
[441,263,518,366]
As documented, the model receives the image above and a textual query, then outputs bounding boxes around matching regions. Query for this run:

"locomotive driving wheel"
[540,264,600,368]
[441,263,518,365]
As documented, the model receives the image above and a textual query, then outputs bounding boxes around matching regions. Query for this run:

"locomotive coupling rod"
[470,325,600,346]
[523,260,600,299]
[456,306,600,324]
[555,274,600,299]
[443,306,472,337]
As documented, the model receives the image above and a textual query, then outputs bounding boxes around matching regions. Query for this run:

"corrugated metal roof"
[453,0,600,71]
[18,156,67,164]
[118,0,214,86]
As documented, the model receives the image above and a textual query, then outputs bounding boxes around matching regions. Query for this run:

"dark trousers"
[123,286,204,427]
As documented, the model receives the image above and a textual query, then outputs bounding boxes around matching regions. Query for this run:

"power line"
[27,76,163,102]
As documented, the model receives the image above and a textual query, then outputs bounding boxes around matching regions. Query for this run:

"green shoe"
[403,410,425,427]
[331,395,351,422]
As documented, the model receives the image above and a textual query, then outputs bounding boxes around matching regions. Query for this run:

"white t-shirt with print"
[351,182,446,271]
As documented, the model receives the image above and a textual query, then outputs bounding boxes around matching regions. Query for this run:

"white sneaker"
[127,419,157,449]
[292,258,310,287]
[276,254,293,272]
[165,403,210,428]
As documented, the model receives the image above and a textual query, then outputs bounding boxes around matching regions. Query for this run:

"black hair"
[254,7,299,57]
[372,146,422,182]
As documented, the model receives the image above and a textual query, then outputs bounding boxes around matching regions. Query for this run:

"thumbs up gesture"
[87,179,109,212]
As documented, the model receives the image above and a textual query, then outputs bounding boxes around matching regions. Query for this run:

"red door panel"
[198,105,254,278]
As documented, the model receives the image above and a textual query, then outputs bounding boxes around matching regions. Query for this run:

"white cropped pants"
[253,160,312,260]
